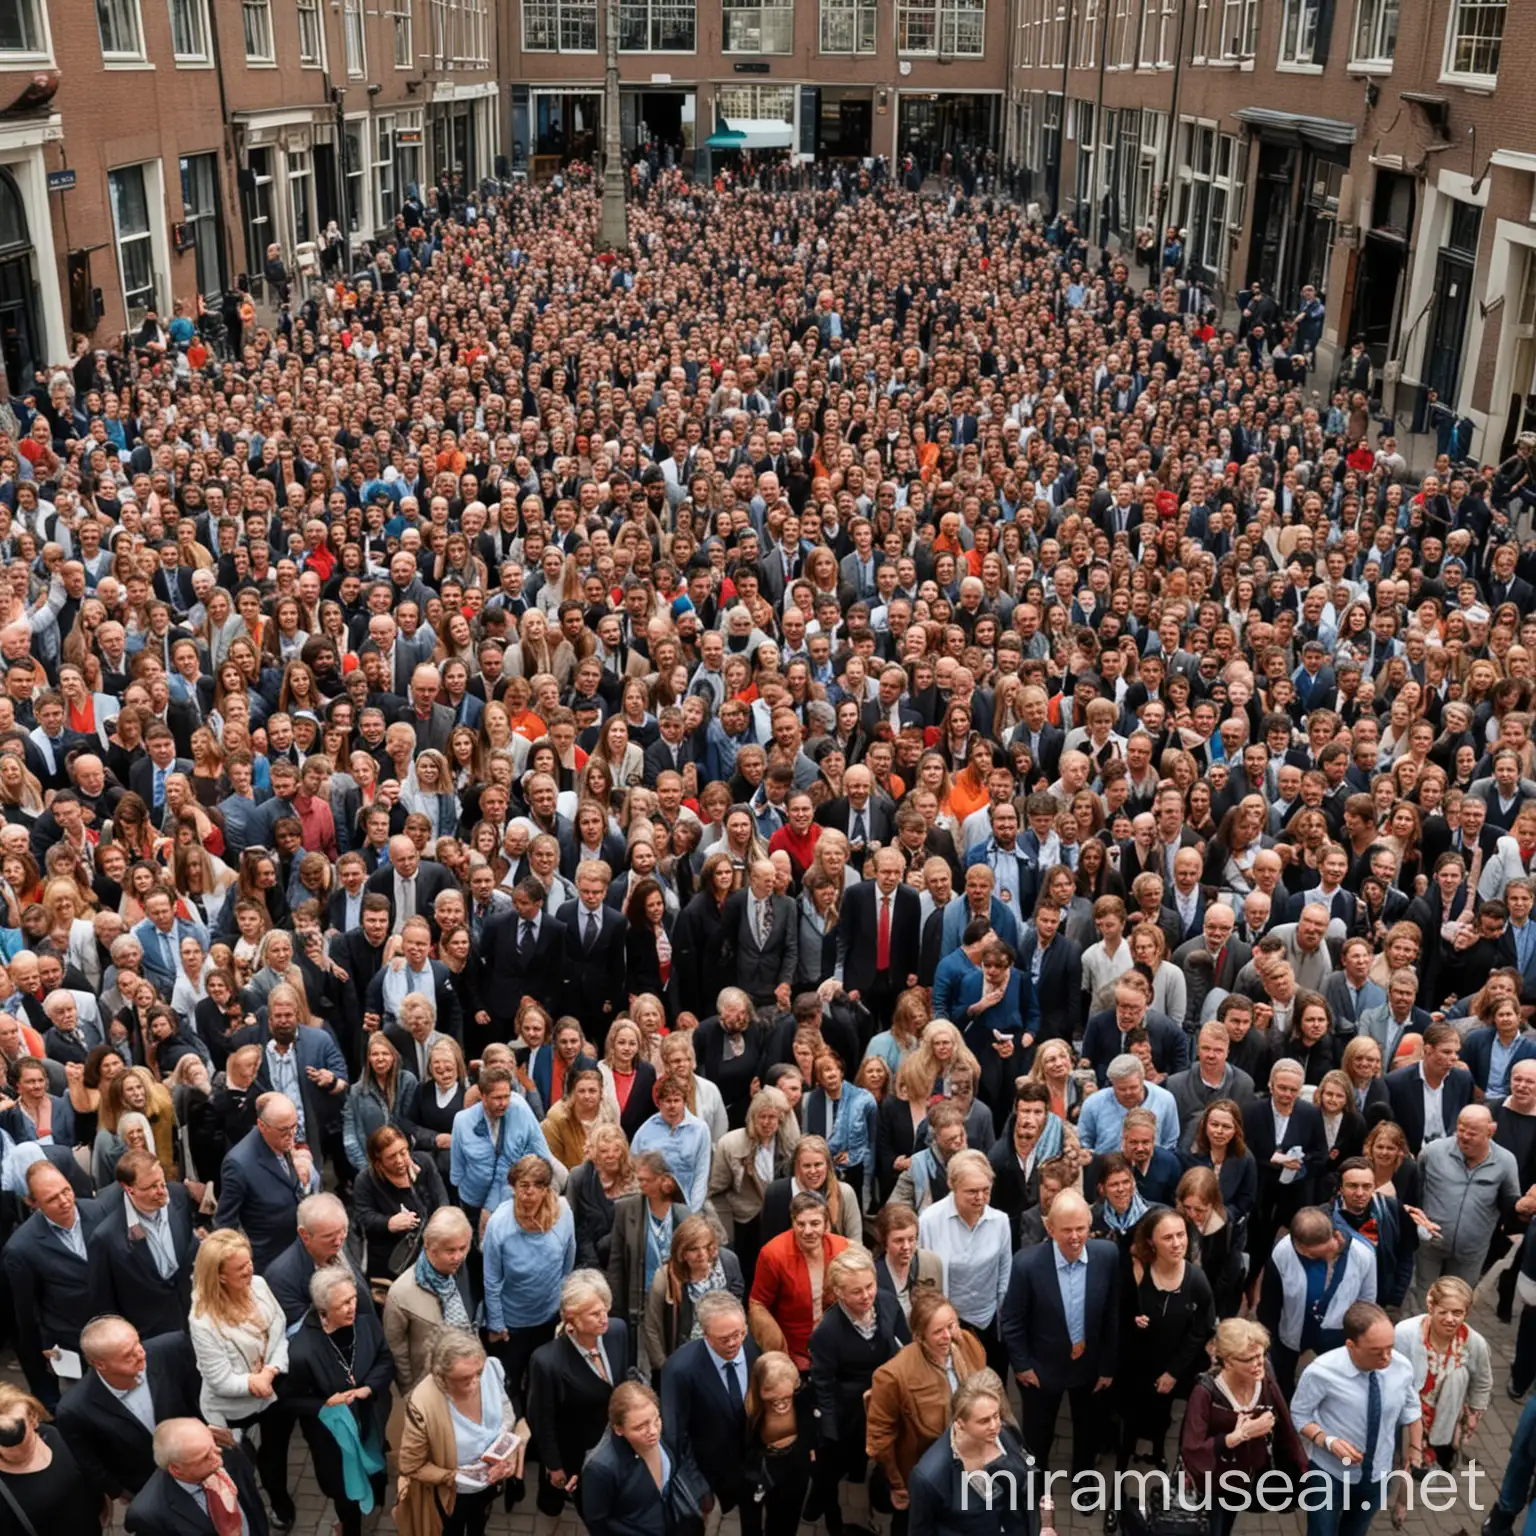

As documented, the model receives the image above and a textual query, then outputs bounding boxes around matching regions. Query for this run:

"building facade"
[0,0,499,384]
[496,0,1009,180]
[1009,0,1536,458]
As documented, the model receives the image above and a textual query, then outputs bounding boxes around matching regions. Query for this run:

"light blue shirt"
[1513,918,1536,976]
[630,1110,712,1211]
[483,1200,575,1332]
[705,1341,748,1402]
[1490,1036,1521,1100]
[1053,1246,1088,1346]
[918,1197,1011,1328]
[449,1097,550,1213]
[1076,1080,1181,1152]
[1290,1346,1420,1485]
[105,1371,156,1432]
[265,1041,306,1142]
[131,1198,177,1279]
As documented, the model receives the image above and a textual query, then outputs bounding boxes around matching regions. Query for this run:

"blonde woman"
[566,1122,636,1270]
[762,1134,862,1247]
[1393,1277,1491,1476]
[540,1063,618,1170]
[93,1065,178,1184]
[709,1086,799,1252]
[598,1018,657,1138]
[643,1213,745,1372]
[188,1228,294,1526]
[401,748,461,840]
[657,1032,728,1141]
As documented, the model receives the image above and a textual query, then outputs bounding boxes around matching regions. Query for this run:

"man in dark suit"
[1011,689,1065,788]
[1385,1022,1477,1153]
[263,1193,377,1330]
[125,1418,271,1536]
[1173,907,1252,998]
[641,708,696,787]
[2,1160,105,1407]
[1000,1189,1120,1472]
[360,914,465,1040]
[1357,968,1435,1066]
[58,1320,204,1503]
[1016,900,1084,1045]
[480,876,567,1033]
[559,865,629,1050]
[212,1092,321,1272]
[405,662,457,753]
[838,849,922,1031]
[860,666,925,736]
[228,988,350,1175]
[1243,1059,1330,1255]
[719,858,799,1011]
[660,1294,759,1524]
[1333,1157,1417,1311]
[814,764,893,865]
[87,1149,198,1340]
[128,724,193,823]
[331,893,391,1049]
[1081,979,1189,1084]
[364,834,459,935]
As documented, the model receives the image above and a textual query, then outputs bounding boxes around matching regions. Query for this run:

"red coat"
[748,1229,849,1365]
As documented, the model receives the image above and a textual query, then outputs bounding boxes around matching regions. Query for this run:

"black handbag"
[1118,1464,1209,1536]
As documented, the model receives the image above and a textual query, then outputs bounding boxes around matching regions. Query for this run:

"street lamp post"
[600,0,628,250]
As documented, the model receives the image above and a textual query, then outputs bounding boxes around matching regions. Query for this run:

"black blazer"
[86,1181,199,1339]
[1385,1064,1477,1154]
[1015,933,1084,1044]
[527,1320,636,1478]
[1000,1238,1121,1392]
[361,958,465,1041]
[692,1017,771,1130]
[558,898,629,1041]
[480,908,567,1024]
[55,1331,201,1500]
[2,1199,107,1404]
[839,881,922,998]
[814,796,895,847]
[614,1059,659,1142]
[807,1289,908,1451]
[659,1336,761,1502]
[668,892,732,1021]
[582,1426,701,1536]
[1242,1095,1330,1208]
[128,755,195,814]
[759,1173,858,1245]
[351,1156,448,1279]
[126,1446,270,1536]
[876,1091,922,1197]
[624,919,673,1004]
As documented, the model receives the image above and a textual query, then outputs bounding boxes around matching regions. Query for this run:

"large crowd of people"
[0,163,1530,1536]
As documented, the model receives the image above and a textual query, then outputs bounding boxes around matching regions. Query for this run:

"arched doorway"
[0,170,39,397]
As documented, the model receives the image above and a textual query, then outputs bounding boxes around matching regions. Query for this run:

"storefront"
[704,114,794,167]
[620,85,696,166]
[428,82,498,191]
[804,85,876,160]
[895,91,1000,180]
[512,86,603,178]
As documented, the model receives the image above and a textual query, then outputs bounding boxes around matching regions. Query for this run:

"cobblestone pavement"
[82,1269,1522,1536]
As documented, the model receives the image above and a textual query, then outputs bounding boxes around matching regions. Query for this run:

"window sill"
[1276,60,1324,74]
[0,53,55,69]
[246,58,279,66]
[1439,70,1498,92]
[174,57,214,68]
[102,57,154,69]
[1347,59,1393,75]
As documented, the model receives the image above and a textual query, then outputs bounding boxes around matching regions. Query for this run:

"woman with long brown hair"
[642,1213,745,1372]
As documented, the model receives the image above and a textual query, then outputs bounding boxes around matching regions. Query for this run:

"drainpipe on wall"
[1092,0,1111,243]
[1157,0,1189,234]
[1050,0,1073,214]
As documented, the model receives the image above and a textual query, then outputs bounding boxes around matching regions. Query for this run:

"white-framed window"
[344,0,366,73]
[621,0,696,49]
[428,0,491,64]
[1050,0,1067,63]
[1278,0,1321,63]
[1137,0,1155,63]
[1192,0,1208,57]
[898,0,982,53]
[388,0,413,63]
[243,0,274,59]
[1156,0,1175,61]
[1076,0,1097,65]
[287,146,314,244]
[1174,121,1241,280]
[820,0,875,51]
[373,118,395,218]
[1104,0,1130,66]
[343,119,369,232]
[1213,0,1256,58]
[1042,91,1062,182]
[108,163,157,322]
[722,0,792,51]
[0,0,49,57]
[178,152,222,295]
[296,0,323,63]
[1349,0,1397,65]
[521,0,597,48]
[168,0,209,59]
[1443,0,1504,83]
[716,83,794,121]
[96,0,145,60]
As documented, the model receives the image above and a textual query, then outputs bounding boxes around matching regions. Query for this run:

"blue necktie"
[153,766,165,809]
[161,930,174,977]
[1359,1369,1381,1485]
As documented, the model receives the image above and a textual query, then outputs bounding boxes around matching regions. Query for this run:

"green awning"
[706,118,795,151]
[706,127,746,149]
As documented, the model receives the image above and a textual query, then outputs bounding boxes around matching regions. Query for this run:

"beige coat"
[393,1376,460,1536]
[865,1331,988,1495]
[707,1122,799,1234]
[383,1271,454,1395]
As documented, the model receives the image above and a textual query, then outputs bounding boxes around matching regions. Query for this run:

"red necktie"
[877,894,891,970]
[203,1466,243,1536]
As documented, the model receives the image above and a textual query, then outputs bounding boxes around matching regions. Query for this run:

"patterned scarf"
[414,1247,472,1330]
[1418,1317,1469,1462]
[1101,1188,1149,1233]
[684,1258,729,1341]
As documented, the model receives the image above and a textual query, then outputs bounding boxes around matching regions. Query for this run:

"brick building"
[0,0,499,382]
[1008,0,1536,459]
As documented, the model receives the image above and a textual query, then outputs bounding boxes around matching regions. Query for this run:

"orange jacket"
[748,1228,849,1364]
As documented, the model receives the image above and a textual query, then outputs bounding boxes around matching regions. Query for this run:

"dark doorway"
[1246,141,1296,292]
[821,97,871,158]
[0,170,38,396]
[639,91,684,147]
[1351,233,1406,370]
[1423,248,1476,403]
[314,142,340,231]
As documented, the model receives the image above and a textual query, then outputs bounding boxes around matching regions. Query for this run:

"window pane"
[0,0,42,53]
